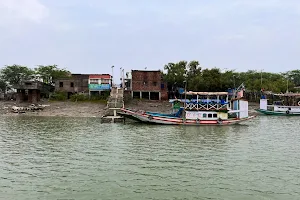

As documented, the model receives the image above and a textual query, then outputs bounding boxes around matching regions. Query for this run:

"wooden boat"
[256,93,300,116]
[119,90,256,125]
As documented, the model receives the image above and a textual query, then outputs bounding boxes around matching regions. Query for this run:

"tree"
[199,68,223,91]
[187,60,201,77]
[0,78,7,92]
[164,61,188,88]
[0,65,34,86]
[35,65,71,84]
[284,70,300,87]
[162,60,295,94]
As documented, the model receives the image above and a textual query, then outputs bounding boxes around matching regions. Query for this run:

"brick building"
[88,74,112,96]
[55,74,89,98]
[130,70,168,100]
[15,81,53,103]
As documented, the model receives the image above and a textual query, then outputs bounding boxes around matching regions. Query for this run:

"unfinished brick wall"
[161,91,168,100]
[131,70,165,91]
[55,74,89,93]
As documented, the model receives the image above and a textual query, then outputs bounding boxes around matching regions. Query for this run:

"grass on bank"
[49,92,108,104]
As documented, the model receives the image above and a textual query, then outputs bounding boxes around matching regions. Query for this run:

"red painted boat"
[119,90,256,126]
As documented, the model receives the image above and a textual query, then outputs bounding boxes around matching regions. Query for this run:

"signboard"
[178,88,184,94]
[88,84,111,91]
[185,111,203,119]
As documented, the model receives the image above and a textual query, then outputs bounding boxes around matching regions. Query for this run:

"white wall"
[239,100,249,118]
[260,99,268,110]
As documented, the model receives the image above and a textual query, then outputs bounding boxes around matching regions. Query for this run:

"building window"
[90,79,98,84]
[208,114,213,118]
[213,114,218,118]
[203,113,207,118]
[59,82,63,87]
[143,81,148,86]
[101,79,110,84]
[153,82,157,86]
[70,82,74,87]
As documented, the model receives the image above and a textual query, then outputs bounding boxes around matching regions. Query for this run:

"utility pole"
[233,75,236,89]
[120,67,122,87]
[261,70,263,89]
[122,68,125,89]
[183,80,187,108]
[287,79,289,93]
[111,65,114,86]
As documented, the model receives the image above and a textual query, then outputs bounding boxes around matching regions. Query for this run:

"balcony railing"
[184,102,229,111]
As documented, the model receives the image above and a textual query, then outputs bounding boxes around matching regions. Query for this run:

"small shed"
[14,81,44,104]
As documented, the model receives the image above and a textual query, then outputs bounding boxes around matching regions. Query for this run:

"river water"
[0,116,299,200]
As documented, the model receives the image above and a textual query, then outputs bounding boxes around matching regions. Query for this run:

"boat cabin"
[260,93,300,113]
[170,91,249,120]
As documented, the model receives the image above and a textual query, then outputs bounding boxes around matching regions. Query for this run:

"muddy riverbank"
[0,100,107,117]
[0,99,259,117]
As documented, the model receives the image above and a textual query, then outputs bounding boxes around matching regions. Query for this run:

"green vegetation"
[49,91,67,101]
[0,64,70,88]
[70,94,88,102]
[1,62,299,98]
[0,65,35,86]
[164,60,299,93]
[70,92,109,102]
[0,79,7,92]
[34,65,71,84]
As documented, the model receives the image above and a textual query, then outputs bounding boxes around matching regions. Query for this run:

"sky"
[0,0,300,83]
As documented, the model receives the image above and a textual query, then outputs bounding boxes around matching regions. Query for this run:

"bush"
[70,93,88,102]
[49,91,67,101]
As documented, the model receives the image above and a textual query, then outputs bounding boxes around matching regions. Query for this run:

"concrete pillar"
[159,92,161,100]
[33,89,38,104]
[16,89,25,104]
[37,90,41,102]
[149,92,151,100]
[131,91,133,99]
[28,90,33,103]
[140,91,142,99]
[29,89,38,104]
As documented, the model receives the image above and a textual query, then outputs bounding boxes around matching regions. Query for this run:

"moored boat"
[256,93,300,116]
[119,90,256,125]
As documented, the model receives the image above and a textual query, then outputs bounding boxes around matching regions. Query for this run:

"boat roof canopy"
[184,91,228,96]
[274,93,300,97]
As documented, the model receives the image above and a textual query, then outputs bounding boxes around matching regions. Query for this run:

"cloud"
[0,0,49,24]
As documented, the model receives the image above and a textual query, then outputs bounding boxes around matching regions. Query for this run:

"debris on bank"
[11,104,50,113]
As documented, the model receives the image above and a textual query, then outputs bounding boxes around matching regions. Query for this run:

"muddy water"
[0,116,299,200]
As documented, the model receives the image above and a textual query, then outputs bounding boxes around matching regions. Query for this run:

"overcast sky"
[0,0,299,82]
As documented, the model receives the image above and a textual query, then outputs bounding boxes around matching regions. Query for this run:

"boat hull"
[119,108,256,125]
[256,109,300,116]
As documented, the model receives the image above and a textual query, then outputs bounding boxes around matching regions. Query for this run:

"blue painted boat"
[146,107,184,118]
[119,91,255,125]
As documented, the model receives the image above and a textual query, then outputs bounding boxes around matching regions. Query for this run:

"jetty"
[101,87,125,123]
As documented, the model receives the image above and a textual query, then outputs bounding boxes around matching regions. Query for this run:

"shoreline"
[0,99,259,118]
[0,100,107,118]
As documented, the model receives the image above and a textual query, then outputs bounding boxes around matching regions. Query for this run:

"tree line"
[163,60,300,93]
[0,64,70,92]
[1,61,300,95]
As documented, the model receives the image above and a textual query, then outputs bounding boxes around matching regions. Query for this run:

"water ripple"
[0,116,299,200]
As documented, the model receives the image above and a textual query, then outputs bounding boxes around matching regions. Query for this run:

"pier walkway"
[101,87,124,123]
